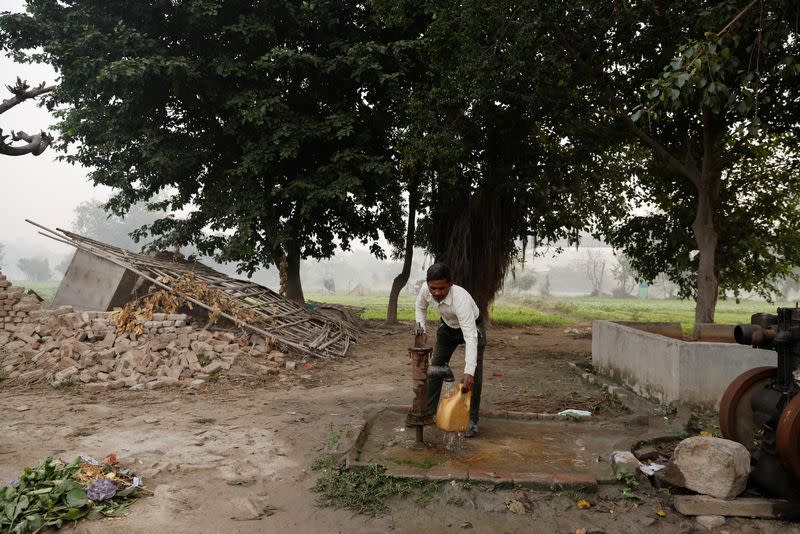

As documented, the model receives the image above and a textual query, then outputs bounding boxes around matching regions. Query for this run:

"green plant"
[55,376,76,389]
[616,471,643,501]
[197,352,212,367]
[324,425,342,450]
[313,464,439,517]
[191,417,215,425]
[0,457,139,532]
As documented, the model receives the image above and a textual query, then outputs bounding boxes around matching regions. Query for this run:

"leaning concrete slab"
[51,250,139,312]
[591,320,775,409]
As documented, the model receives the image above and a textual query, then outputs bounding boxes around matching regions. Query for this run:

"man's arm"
[414,285,429,331]
[454,293,479,386]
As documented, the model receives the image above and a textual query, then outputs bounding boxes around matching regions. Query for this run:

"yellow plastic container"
[435,384,472,432]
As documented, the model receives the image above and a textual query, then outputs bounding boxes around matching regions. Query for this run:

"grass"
[11,280,60,302]
[10,280,788,332]
[309,291,791,332]
[311,458,439,517]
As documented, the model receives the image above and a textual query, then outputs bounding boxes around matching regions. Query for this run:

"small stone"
[15,405,30,412]
[611,451,641,478]
[301,374,312,380]
[633,445,659,461]
[189,379,206,389]
[696,515,726,530]
[285,361,297,371]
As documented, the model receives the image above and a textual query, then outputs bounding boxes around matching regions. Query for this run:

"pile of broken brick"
[0,272,302,391]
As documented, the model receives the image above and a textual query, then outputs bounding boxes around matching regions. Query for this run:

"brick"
[202,361,224,375]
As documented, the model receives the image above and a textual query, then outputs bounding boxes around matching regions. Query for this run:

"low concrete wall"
[592,320,775,409]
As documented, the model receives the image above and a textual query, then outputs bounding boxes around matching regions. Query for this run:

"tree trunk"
[284,245,305,304]
[386,183,418,324]
[692,186,719,330]
[692,111,722,333]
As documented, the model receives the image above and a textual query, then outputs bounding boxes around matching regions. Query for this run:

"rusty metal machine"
[406,325,454,446]
[720,307,800,498]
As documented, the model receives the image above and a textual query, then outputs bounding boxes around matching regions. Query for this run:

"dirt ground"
[2,323,799,534]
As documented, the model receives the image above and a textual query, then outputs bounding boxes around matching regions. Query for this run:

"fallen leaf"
[577,499,591,509]
[493,371,504,377]
[505,499,525,514]
[699,431,714,437]
[656,509,666,517]
[102,453,118,465]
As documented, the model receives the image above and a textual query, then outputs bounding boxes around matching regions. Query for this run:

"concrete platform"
[344,406,651,489]
[592,320,776,409]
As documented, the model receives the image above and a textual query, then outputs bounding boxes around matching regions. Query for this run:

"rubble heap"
[0,272,297,390]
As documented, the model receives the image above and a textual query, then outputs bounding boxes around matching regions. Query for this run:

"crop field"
[13,280,790,333]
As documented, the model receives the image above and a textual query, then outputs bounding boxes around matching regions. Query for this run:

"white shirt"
[415,284,480,376]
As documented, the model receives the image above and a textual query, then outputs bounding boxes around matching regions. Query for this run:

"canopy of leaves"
[532,0,800,304]
[0,0,406,275]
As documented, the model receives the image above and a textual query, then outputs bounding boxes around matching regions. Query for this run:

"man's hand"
[461,374,474,392]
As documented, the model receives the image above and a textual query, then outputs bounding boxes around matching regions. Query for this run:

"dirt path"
[1,323,797,533]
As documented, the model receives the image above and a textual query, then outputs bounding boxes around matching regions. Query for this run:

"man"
[415,262,486,437]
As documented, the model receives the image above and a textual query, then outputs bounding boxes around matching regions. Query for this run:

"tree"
[505,269,537,294]
[581,249,607,297]
[534,0,800,327]
[1,0,405,305]
[610,254,637,298]
[53,254,71,276]
[16,256,51,281]
[0,77,54,156]
[384,0,622,319]
[72,199,164,251]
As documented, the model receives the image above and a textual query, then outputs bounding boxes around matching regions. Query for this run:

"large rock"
[659,436,750,499]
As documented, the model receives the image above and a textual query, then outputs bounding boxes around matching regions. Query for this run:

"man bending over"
[415,262,486,437]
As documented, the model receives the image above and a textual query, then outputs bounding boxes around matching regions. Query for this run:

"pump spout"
[428,365,455,382]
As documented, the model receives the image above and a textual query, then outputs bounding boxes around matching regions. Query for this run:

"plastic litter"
[558,409,592,417]
[87,478,117,501]
[639,463,666,476]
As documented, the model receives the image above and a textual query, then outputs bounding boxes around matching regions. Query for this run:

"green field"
[10,280,789,332]
[11,280,59,301]
[309,292,793,332]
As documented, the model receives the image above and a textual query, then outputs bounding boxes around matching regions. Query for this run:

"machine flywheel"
[719,366,776,450]
[776,393,800,481]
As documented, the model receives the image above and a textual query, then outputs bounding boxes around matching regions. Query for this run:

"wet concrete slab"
[351,406,649,488]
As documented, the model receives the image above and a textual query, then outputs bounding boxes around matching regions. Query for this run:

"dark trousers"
[426,319,486,423]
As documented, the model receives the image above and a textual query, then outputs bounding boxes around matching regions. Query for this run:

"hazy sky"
[1,0,111,257]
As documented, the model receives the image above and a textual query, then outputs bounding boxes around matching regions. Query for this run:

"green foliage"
[15,257,51,282]
[191,417,215,425]
[0,0,406,280]
[615,470,642,501]
[312,463,439,517]
[0,457,136,533]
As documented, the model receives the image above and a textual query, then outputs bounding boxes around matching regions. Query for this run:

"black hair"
[426,262,452,282]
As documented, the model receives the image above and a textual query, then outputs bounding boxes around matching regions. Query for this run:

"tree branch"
[0,129,53,156]
[1,78,57,157]
[552,27,702,188]
[0,77,56,115]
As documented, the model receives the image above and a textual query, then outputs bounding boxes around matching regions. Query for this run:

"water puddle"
[360,407,644,477]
